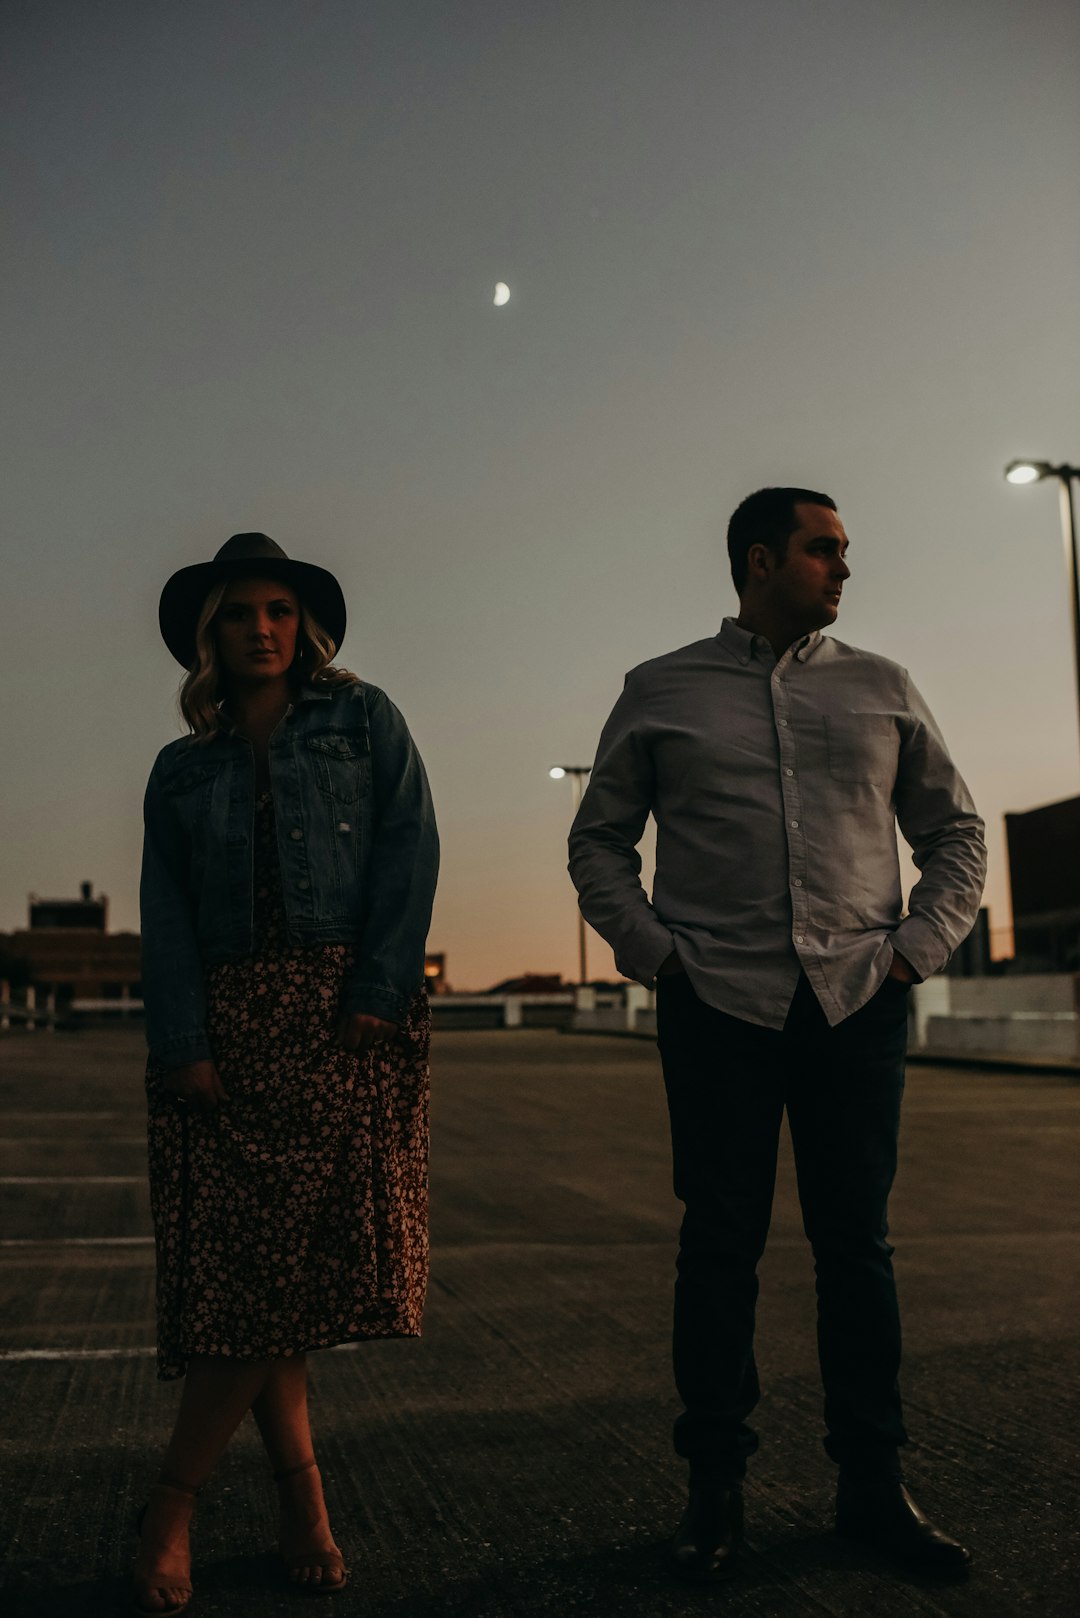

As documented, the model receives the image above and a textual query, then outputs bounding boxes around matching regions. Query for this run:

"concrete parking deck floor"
[1,1028,1078,1617]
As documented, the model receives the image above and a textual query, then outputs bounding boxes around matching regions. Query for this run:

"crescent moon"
[494,282,511,306]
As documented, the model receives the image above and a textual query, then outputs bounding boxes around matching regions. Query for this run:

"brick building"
[1005,795,1080,972]
[0,882,141,1008]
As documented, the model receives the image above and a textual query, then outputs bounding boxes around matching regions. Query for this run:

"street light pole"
[1058,473,1080,758]
[549,766,592,984]
[1004,460,1080,768]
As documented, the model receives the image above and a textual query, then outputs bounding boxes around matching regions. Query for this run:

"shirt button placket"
[773,671,809,953]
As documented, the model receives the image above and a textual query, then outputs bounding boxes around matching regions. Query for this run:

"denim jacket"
[140,682,439,1070]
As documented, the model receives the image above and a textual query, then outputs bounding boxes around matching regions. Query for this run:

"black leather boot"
[836,1475,971,1575]
[669,1484,743,1582]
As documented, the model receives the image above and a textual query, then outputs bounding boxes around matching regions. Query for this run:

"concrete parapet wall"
[571,982,652,1035]
[433,993,576,1032]
[570,975,1080,1067]
[924,1012,1080,1059]
[943,974,1078,1016]
[912,973,1080,1061]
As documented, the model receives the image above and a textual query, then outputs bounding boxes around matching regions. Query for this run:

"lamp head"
[1004,459,1053,486]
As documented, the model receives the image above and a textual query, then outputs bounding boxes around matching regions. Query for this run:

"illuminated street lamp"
[1004,459,1054,486]
[548,765,591,983]
[1004,459,1080,765]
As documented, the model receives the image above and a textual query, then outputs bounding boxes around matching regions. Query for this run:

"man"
[568,487,985,1581]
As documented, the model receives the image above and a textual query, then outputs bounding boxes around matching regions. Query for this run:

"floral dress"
[146,789,429,1380]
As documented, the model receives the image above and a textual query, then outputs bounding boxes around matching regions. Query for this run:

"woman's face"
[214,577,301,685]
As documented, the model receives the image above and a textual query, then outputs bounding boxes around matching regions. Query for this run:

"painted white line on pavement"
[0,1342,364,1363]
[0,1113,126,1121]
[0,1236,153,1247]
[0,1346,156,1361]
[0,1137,146,1146]
[0,1176,144,1185]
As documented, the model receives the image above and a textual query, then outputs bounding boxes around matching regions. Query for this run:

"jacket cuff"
[150,1031,214,1070]
[341,981,411,1024]
[889,917,948,982]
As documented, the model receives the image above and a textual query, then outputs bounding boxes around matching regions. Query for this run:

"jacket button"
[298,879,310,890]
[290,828,303,841]
[338,821,351,832]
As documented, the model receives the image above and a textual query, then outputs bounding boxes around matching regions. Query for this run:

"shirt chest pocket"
[824,713,899,785]
[305,728,370,802]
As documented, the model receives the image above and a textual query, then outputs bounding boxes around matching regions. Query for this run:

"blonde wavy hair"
[179,576,358,739]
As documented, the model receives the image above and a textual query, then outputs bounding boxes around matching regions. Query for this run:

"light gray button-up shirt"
[568,617,986,1029]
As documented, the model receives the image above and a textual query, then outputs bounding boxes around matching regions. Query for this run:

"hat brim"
[159,556,347,669]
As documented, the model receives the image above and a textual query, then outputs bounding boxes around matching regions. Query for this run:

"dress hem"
[158,1319,425,1382]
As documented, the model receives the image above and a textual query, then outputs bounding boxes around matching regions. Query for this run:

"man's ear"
[746,542,773,579]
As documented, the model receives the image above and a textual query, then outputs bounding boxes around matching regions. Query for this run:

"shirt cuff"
[890,916,949,982]
[614,929,678,986]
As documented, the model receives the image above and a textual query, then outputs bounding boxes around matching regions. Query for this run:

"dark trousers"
[656,970,910,1485]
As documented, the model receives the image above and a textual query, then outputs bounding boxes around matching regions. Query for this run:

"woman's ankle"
[154,1473,201,1497]
[141,1478,199,1540]
[274,1456,319,1484]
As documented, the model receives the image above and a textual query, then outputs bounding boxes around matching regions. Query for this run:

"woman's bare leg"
[162,1355,273,1480]
[252,1356,346,1591]
[251,1355,315,1472]
[134,1356,272,1613]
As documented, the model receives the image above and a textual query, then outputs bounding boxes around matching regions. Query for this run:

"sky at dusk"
[3,0,1079,987]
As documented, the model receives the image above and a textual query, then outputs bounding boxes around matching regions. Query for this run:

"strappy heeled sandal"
[275,1460,349,1597]
[131,1476,198,1616]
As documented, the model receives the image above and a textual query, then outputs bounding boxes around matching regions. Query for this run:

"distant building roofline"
[1004,792,1080,820]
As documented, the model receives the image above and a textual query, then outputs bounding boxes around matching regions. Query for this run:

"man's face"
[769,503,850,631]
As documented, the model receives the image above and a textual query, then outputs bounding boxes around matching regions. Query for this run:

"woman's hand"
[335,1012,398,1055]
[161,1059,229,1114]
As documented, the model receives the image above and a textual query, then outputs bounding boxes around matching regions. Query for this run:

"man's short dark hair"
[727,487,837,593]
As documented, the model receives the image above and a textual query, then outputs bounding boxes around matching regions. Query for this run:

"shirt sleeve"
[567,671,676,984]
[890,673,987,979]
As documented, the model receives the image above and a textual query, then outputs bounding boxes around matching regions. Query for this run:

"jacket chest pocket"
[305,729,370,802]
[824,713,899,785]
[160,759,224,828]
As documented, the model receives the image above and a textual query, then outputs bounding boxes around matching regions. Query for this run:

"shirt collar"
[793,631,823,663]
[718,617,760,665]
[718,617,823,666]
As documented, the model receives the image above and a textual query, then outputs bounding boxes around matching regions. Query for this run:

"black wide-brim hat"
[158,533,347,669]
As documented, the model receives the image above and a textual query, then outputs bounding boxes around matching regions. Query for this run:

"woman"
[135,533,438,1614]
